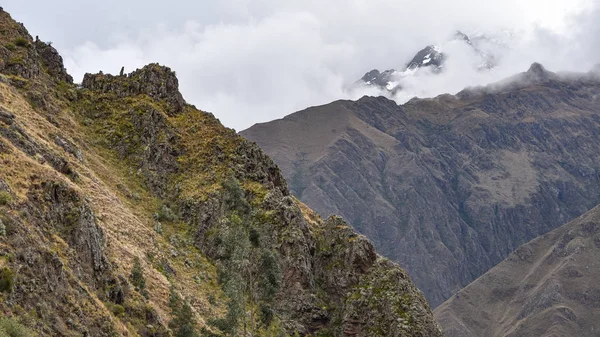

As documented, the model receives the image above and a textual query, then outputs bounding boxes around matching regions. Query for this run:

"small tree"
[169,286,199,337]
[0,267,14,293]
[130,257,146,294]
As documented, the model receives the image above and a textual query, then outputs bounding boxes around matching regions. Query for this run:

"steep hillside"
[435,203,600,337]
[0,8,441,337]
[242,64,600,307]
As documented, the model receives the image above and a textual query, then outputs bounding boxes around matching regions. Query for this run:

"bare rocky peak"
[82,64,186,115]
[357,30,500,92]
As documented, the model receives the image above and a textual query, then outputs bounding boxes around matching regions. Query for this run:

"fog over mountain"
[4,0,598,130]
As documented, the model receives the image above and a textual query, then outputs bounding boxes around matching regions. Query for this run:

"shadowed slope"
[242,64,600,306]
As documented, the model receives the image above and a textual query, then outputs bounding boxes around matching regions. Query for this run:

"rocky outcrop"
[435,203,600,337]
[0,114,78,179]
[82,64,186,115]
[34,38,73,83]
[242,64,600,307]
[36,180,108,275]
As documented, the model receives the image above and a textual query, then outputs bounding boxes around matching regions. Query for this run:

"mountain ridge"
[242,63,600,307]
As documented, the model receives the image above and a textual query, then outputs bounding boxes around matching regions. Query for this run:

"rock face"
[435,203,600,337]
[0,9,441,336]
[82,63,185,115]
[241,64,600,307]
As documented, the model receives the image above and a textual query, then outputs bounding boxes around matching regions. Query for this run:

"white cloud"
[2,0,599,130]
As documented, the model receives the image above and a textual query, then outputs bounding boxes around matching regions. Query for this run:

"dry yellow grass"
[0,78,225,333]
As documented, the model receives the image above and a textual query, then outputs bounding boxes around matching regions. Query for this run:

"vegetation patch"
[0,191,12,205]
[0,317,35,337]
[129,257,148,299]
[13,37,29,48]
[0,267,15,292]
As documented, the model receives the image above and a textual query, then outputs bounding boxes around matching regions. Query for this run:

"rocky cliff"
[0,8,441,336]
[242,63,600,307]
[435,202,600,336]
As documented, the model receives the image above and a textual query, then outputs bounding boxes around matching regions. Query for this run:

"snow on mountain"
[356,30,513,93]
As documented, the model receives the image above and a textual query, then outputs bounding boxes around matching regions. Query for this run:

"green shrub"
[106,303,125,318]
[155,204,176,222]
[168,287,198,337]
[5,43,16,51]
[0,216,16,236]
[0,267,14,293]
[129,257,146,294]
[13,38,29,48]
[0,191,12,206]
[0,317,35,337]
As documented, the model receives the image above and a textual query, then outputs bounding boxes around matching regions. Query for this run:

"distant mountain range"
[356,30,510,93]
[242,63,600,307]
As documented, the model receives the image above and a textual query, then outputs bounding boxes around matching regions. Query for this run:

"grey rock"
[54,135,83,162]
[0,121,78,180]
[0,109,15,124]
[81,64,186,115]
[34,39,73,83]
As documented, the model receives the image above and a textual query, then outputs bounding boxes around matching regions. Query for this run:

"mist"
[3,0,598,130]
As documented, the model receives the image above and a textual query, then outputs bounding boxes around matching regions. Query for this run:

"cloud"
[378,3,600,105]
[2,0,599,130]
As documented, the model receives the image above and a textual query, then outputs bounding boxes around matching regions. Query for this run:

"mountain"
[241,63,600,307]
[435,202,600,337]
[358,44,444,93]
[357,30,503,93]
[0,8,442,336]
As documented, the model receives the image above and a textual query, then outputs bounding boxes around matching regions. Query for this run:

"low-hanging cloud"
[3,0,599,130]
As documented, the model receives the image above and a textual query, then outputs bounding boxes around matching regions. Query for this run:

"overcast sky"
[4,1,599,130]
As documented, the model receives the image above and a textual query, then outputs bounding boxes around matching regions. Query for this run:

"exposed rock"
[54,135,83,162]
[0,109,15,124]
[82,64,186,115]
[0,10,71,83]
[407,45,444,71]
[234,139,290,196]
[0,118,78,180]
[25,180,108,277]
[34,38,73,83]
